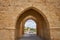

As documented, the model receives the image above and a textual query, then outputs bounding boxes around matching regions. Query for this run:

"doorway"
[15,8,51,40]
[24,19,37,35]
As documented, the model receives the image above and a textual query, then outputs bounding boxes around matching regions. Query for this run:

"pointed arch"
[15,7,51,40]
[17,7,49,27]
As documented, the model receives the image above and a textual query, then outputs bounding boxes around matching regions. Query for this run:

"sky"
[24,19,36,28]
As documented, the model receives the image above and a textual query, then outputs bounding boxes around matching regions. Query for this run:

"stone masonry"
[0,0,60,40]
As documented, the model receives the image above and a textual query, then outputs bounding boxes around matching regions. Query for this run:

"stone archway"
[22,16,38,35]
[15,7,51,40]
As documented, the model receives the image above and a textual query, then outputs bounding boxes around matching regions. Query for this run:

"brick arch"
[15,7,51,40]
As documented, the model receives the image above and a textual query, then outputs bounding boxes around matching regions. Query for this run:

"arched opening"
[15,7,51,40]
[24,19,37,34]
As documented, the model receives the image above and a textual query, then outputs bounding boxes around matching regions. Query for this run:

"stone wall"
[0,0,60,40]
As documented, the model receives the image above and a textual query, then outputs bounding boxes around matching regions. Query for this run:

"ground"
[19,34,43,40]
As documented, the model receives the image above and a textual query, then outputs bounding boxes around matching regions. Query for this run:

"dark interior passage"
[15,8,51,40]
